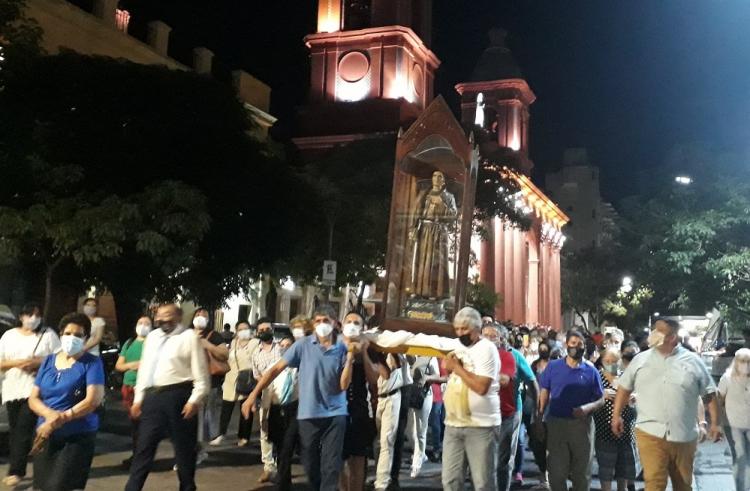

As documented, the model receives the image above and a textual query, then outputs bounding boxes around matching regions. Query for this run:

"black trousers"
[218,399,252,439]
[125,386,198,491]
[33,431,96,491]
[390,387,409,483]
[6,399,37,477]
[297,416,347,491]
[268,402,299,491]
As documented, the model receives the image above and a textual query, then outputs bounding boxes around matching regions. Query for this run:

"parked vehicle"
[701,316,747,381]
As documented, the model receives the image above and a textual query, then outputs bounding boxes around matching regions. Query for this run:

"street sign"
[322,260,337,286]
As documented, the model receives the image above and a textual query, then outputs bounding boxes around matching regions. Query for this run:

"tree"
[620,144,750,332]
[1,52,303,329]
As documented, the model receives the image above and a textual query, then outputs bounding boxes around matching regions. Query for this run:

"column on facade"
[493,218,505,320]
[479,219,495,291]
[512,228,524,325]
[540,241,550,326]
[551,247,562,328]
[526,234,539,325]
[503,224,515,322]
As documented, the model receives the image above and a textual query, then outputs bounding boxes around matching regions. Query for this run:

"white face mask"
[315,322,333,338]
[292,328,305,340]
[83,305,97,317]
[193,316,208,329]
[648,330,666,348]
[237,329,252,340]
[61,335,85,356]
[342,323,361,338]
[23,315,41,330]
[135,323,151,337]
[738,363,750,376]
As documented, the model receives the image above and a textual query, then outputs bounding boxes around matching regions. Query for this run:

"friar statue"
[409,170,458,299]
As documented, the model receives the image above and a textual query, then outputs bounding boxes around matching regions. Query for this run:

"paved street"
[0,393,734,490]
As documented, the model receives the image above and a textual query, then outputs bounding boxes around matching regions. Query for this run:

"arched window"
[474,93,485,127]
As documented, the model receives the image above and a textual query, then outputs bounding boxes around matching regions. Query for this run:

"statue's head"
[431,171,446,190]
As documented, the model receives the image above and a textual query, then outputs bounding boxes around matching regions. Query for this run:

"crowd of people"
[0,299,746,491]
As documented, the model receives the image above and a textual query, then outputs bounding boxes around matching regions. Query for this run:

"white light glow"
[508,133,521,151]
[622,276,633,286]
[281,277,295,291]
[675,176,693,185]
[475,93,485,127]
[705,312,713,319]
[336,75,371,102]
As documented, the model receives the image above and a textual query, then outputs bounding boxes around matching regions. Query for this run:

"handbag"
[232,343,255,396]
[207,351,230,376]
[406,383,430,410]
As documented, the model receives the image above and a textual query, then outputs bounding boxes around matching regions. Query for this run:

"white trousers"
[410,392,433,470]
[375,391,401,489]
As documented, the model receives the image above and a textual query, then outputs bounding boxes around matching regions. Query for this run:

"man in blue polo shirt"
[537,330,604,491]
[242,305,356,491]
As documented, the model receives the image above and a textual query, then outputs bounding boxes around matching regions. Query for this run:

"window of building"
[289,297,302,320]
[343,0,371,30]
[237,304,250,324]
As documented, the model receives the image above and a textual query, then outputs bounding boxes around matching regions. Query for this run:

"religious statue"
[409,170,458,299]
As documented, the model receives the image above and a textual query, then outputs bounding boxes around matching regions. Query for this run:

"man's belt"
[145,381,193,394]
[378,388,401,398]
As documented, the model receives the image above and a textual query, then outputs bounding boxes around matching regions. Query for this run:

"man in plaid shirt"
[252,317,281,483]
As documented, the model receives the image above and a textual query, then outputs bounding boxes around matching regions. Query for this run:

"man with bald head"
[126,303,210,491]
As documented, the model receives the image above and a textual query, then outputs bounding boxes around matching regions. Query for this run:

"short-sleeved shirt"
[539,358,603,419]
[619,345,716,442]
[718,372,750,429]
[282,335,348,420]
[87,317,106,356]
[119,338,144,387]
[35,352,105,437]
[498,348,517,418]
[252,342,282,379]
[510,347,536,414]
[0,328,60,402]
[444,338,501,428]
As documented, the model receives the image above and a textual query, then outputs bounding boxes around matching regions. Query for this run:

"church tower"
[295,0,440,149]
[455,28,535,174]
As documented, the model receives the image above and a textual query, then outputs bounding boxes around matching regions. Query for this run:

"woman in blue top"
[28,312,105,491]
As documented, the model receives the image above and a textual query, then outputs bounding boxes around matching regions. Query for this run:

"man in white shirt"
[252,318,282,483]
[613,318,721,491]
[442,306,502,491]
[125,304,210,491]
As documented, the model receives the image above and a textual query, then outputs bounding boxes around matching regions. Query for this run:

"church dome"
[469,28,524,82]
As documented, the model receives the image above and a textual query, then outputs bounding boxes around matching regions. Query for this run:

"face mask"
[292,328,305,340]
[135,323,151,337]
[156,321,179,334]
[738,363,750,376]
[622,351,637,362]
[23,315,41,330]
[459,333,473,347]
[61,335,85,356]
[315,322,333,338]
[258,330,273,342]
[567,346,584,360]
[648,330,666,348]
[603,363,619,375]
[237,329,252,340]
[83,305,96,317]
[193,316,208,329]
[343,323,361,338]
[538,349,550,360]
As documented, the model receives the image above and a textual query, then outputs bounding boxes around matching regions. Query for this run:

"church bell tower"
[295,0,440,148]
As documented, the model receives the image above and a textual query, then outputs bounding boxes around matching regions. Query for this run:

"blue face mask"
[603,363,619,375]
[61,335,85,356]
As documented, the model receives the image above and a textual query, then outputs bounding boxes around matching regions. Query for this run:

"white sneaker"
[209,435,224,446]
[237,438,249,447]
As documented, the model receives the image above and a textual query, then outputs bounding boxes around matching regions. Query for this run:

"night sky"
[120,0,750,201]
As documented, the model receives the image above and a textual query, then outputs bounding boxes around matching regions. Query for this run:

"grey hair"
[453,306,482,331]
[312,304,338,322]
[495,324,509,339]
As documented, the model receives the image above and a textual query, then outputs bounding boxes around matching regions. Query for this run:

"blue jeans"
[427,402,445,452]
[731,427,750,491]
[442,425,501,491]
[497,412,521,491]
[298,416,347,491]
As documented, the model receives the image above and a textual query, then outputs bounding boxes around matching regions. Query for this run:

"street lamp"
[675,176,693,185]
[620,276,633,294]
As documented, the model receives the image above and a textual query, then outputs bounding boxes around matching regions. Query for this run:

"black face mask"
[538,349,550,360]
[258,330,273,342]
[622,351,637,362]
[459,334,473,347]
[567,346,584,360]
[156,320,176,334]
